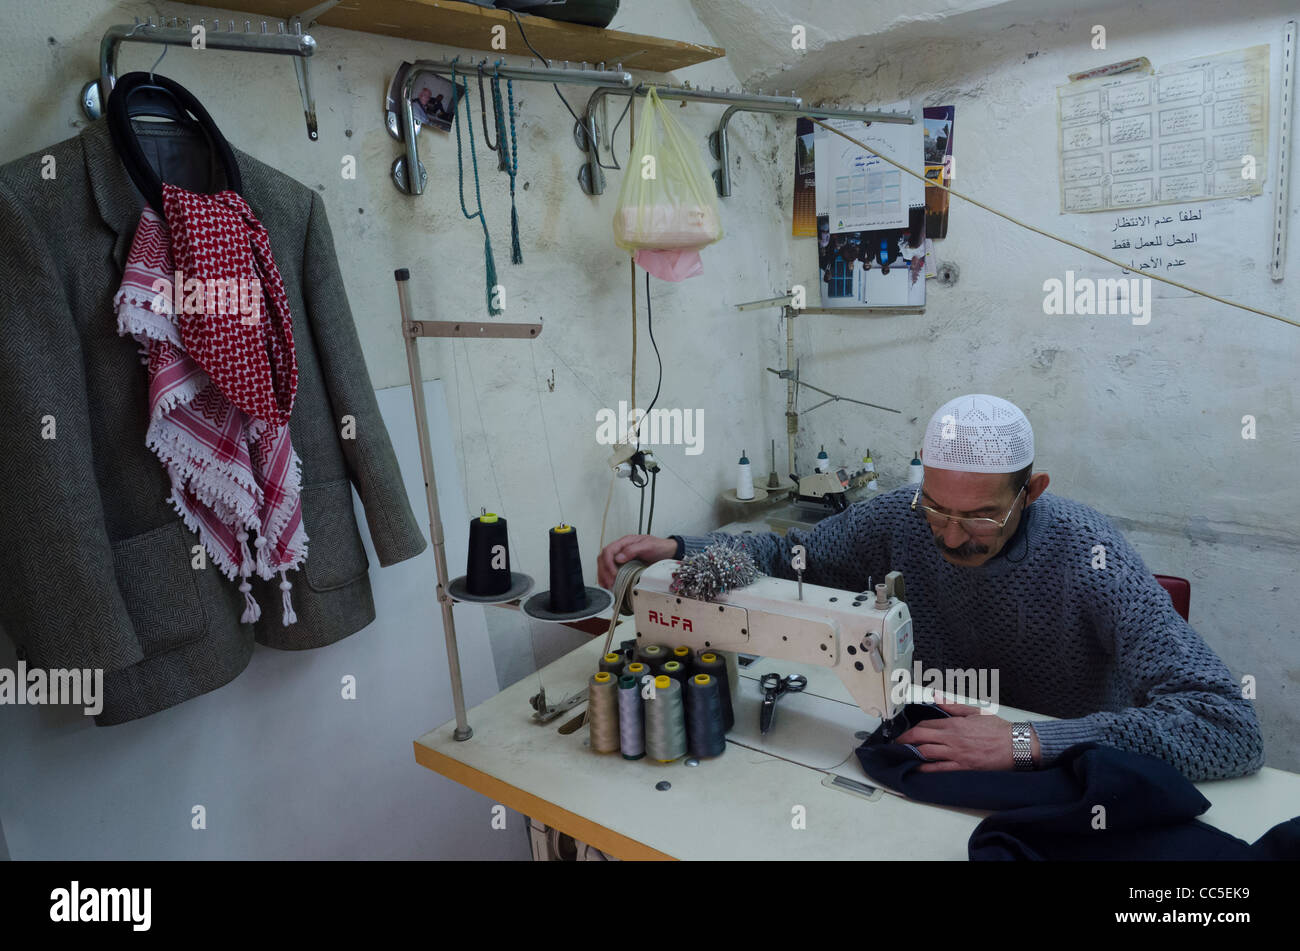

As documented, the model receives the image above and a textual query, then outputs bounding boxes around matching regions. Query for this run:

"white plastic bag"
[613,87,723,252]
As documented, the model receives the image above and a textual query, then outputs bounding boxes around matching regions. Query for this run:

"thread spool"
[661,660,687,686]
[465,512,510,596]
[736,449,754,500]
[587,672,620,754]
[548,524,588,613]
[816,445,830,472]
[636,643,669,674]
[671,646,693,674]
[643,675,687,762]
[694,651,735,732]
[623,661,650,681]
[685,673,726,758]
[617,674,645,760]
[599,652,624,675]
[909,451,924,484]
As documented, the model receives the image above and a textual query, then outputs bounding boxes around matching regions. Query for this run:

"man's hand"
[894,702,1041,772]
[597,534,678,588]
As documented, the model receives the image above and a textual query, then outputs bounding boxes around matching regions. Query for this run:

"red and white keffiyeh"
[113,192,308,626]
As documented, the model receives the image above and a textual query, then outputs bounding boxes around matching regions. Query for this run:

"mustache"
[933,534,991,558]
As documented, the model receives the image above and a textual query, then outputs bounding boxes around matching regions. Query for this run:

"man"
[597,394,1264,782]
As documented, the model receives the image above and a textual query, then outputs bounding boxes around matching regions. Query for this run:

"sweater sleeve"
[1032,522,1264,781]
[673,497,888,591]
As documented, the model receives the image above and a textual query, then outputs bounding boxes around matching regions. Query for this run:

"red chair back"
[1154,574,1191,621]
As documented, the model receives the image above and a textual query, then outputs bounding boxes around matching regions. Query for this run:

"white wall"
[699,0,1300,767]
[0,0,786,857]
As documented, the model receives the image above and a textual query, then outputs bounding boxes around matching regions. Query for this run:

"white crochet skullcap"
[922,394,1034,473]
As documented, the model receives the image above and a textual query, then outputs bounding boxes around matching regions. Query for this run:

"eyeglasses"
[911,482,1026,537]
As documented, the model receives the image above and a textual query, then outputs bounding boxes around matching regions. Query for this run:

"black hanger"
[107,70,242,216]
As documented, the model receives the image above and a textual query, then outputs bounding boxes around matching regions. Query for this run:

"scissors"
[759,672,808,735]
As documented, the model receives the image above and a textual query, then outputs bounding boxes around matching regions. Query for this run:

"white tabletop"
[414,621,1300,859]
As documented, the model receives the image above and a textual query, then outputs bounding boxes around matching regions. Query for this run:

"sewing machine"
[630,560,913,723]
[792,469,850,515]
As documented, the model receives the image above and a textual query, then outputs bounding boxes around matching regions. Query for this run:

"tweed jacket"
[0,120,428,724]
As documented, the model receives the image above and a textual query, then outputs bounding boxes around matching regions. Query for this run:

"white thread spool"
[908,451,924,484]
[736,449,754,500]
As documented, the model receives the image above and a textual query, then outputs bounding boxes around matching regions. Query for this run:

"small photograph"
[923,108,953,165]
[923,105,956,238]
[386,62,461,138]
[410,72,457,132]
[792,118,818,237]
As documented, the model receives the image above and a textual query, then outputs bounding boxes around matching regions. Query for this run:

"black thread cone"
[548,525,588,613]
[465,515,511,596]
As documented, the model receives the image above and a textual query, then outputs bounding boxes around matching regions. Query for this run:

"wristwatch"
[1011,722,1035,770]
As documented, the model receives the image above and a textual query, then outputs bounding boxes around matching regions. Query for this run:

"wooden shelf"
[178,0,725,72]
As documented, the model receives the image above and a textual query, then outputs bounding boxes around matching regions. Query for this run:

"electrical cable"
[646,468,658,535]
[535,334,714,510]
[641,270,663,447]
[508,9,633,169]
[810,118,1298,329]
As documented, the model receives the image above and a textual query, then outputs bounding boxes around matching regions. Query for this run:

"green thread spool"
[643,675,687,762]
[587,671,620,754]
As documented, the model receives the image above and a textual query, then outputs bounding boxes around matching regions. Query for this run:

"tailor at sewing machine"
[628,559,914,727]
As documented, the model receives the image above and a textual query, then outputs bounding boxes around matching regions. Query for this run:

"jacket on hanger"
[0,119,428,724]
[856,704,1300,860]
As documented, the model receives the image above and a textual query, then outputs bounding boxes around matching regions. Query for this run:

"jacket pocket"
[112,521,210,655]
[300,478,370,591]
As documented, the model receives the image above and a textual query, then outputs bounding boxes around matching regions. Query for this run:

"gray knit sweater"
[676,486,1264,781]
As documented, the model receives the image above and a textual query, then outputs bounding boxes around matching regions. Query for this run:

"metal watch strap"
[1011,722,1034,770]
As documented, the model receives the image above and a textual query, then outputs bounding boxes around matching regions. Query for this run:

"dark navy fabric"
[855,704,1300,861]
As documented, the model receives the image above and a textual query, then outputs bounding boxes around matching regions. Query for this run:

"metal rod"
[716,102,913,197]
[98,22,313,107]
[398,59,633,197]
[581,84,802,195]
[396,271,473,742]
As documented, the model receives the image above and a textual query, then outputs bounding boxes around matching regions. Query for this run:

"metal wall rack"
[80,1,339,140]
[387,55,914,197]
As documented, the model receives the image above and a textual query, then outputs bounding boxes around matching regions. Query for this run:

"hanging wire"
[508,9,633,169]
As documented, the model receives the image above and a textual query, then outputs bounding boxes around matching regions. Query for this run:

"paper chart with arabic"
[1058,45,1269,213]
